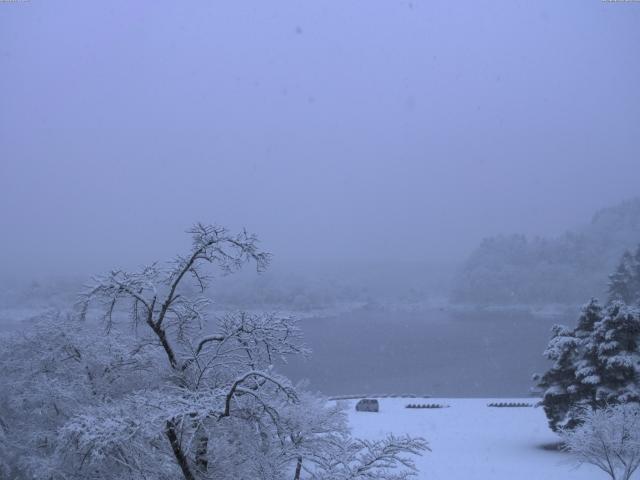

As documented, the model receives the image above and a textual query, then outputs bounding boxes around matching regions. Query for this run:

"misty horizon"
[2,0,639,280]
[2,3,640,479]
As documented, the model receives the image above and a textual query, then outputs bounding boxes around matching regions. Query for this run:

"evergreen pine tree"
[536,323,581,431]
[571,299,604,409]
[608,245,640,305]
[632,245,640,304]
[536,299,640,431]
[591,302,640,404]
[608,251,635,304]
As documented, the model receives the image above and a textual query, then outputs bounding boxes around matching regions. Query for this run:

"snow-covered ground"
[345,397,602,480]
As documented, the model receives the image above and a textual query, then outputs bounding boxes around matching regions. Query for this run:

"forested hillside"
[452,198,640,305]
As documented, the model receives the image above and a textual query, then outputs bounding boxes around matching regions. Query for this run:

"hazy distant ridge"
[452,198,640,305]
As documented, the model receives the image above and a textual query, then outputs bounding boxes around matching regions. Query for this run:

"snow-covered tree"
[309,433,429,480]
[453,198,640,306]
[590,303,640,404]
[1,223,428,480]
[608,245,640,306]
[536,299,640,431]
[278,394,429,480]
[0,311,160,478]
[0,413,11,478]
[72,223,304,480]
[562,403,640,480]
[534,322,581,431]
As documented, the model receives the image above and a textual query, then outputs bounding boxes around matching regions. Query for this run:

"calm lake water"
[280,307,577,397]
[1,303,578,398]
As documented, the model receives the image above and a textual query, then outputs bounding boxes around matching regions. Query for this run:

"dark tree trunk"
[195,428,209,473]
[165,420,196,480]
[152,324,179,369]
[293,456,303,480]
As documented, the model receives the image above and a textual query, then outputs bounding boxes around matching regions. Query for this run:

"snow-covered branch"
[77,223,271,371]
[222,370,298,418]
[4,224,429,480]
[308,433,430,480]
[562,403,640,480]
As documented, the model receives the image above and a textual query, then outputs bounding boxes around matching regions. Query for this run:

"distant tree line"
[608,244,640,305]
[452,198,640,305]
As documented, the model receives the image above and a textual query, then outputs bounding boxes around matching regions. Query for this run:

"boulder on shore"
[355,398,379,412]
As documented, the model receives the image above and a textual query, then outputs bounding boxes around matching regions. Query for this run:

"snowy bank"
[344,397,601,480]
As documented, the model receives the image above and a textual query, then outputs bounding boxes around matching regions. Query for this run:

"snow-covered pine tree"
[608,245,640,305]
[572,300,607,414]
[535,311,584,431]
[633,245,640,304]
[536,299,640,432]
[590,302,640,404]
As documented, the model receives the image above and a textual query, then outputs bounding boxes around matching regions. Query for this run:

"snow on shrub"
[562,403,640,480]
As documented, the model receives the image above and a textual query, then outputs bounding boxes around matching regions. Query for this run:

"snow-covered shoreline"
[345,397,600,479]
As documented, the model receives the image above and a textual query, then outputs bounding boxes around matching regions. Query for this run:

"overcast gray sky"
[1,0,639,277]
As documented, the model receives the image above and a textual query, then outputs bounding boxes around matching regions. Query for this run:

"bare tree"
[562,403,640,480]
[78,223,271,370]
[2,223,428,480]
[77,223,304,480]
